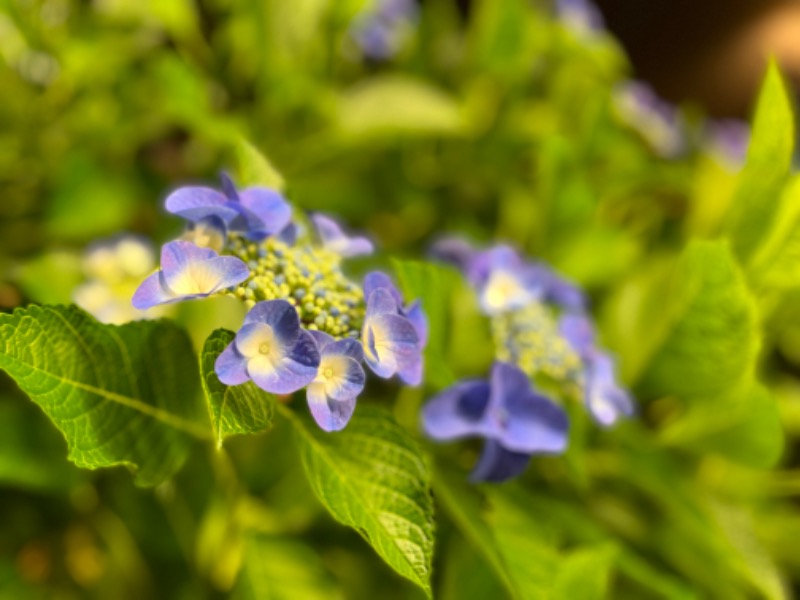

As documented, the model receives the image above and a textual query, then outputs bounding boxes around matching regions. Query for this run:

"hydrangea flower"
[424,362,569,482]
[350,0,418,60]
[614,81,685,158]
[132,173,425,431]
[559,313,633,426]
[311,213,374,258]
[132,240,249,309]
[215,300,320,394]
[74,234,166,324]
[423,238,633,482]
[705,119,750,170]
[306,331,366,431]
[556,0,606,37]
[166,172,292,241]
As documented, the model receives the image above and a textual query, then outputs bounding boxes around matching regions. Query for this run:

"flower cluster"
[422,240,633,482]
[132,173,426,431]
[74,234,169,325]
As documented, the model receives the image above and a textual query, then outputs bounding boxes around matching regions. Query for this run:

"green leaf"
[285,405,435,596]
[200,329,275,449]
[336,76,466,139]
[639,241,759,399]
[552,544,617,600]
[392,259,460,390]
[0,305,208,486]
[236,534,341,600]
[233,139,286,191]
[725,61,795,261]
[748,176,800,288]
[659,381,784,468]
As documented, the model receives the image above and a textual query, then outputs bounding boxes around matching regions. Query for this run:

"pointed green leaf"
[200,329,274,449]
[659,381,784,467]
[640,241,759,399]
[552,544,617,600]
[285,406,435,596]
[748,176,800,288]
[233,139,286,191]
[336,76,466,139]
[726,61,795,260]
[236,535,341,600]
[0,305,208,486]
[392,259,460,390]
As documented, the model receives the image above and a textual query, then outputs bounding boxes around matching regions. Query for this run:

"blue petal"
[559,313,595,358]
[238,187,292,237]
[469,440,532,483]
[214,342,250,386]
[312,214,374,258]
[243,300,301,346]
[160,240,216,276]
[182,216,228,252]
[398,355,423,386]
[363,271,403,305]
[403,300,428,348]
[324,337,364,362]
[362,312,419,378]
[307,383,357,432]
[324,355,366,401]
[219,171,239,201]
[546,275,586,312]
[248,330,320,394]
[365,287,401,318]
[430,237,477,271]
[488,362,569,454]
[585,353,634,426]
[165,186,240,225]
[308,329,335,351]
[422,380,491,441]
[277,222,298,245]
[162,250,250,298]
[131,271,173,309]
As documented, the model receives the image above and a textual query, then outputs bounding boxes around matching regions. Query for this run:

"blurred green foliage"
[2,0,800,598]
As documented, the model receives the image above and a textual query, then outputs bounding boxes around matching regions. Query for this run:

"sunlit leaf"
[236,534,341,600]
[0,305,207,486]
[552,544,617,600]
[725,62,795,261]
[233,139,286,191]
[639,241,759,399]
[199,329,274,450]
[286,406,435,596]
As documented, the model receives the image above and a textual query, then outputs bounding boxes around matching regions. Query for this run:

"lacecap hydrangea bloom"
[132,172,426,431]
[422,239,633,482]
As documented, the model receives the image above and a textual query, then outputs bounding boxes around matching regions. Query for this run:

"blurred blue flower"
[351,0,418,60]
[432,239,585,315]
[215,300,321,395]
[614,81,685,158]
[559,313,634,426]
[362,284,423,386]
[131,240,249,309]
[166,172,292,241]
[556,0,606,36]
[423,362,569,482]
[705,119,750,170]
[306,331,366,432]
[311,213,374,258]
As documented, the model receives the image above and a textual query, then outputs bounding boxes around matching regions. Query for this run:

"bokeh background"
[2,0,800,598]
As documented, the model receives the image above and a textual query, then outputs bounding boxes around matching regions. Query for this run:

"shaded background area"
[596,0,800,115]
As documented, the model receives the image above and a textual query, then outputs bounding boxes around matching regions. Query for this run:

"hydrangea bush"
[1,1,799,599]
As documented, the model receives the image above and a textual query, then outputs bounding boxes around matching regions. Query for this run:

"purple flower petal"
[363,272,403,305]
[470,440,532,483]
[487,363,569,454]
[422,380,491,440]
[238,187,293,238]
[248,329,320,395]
[214,342,250,386]
[131,272,173,310]
[559,313,596,359]
[312,214,374,258]
[243,300,302,347]
[585,353,634,426]
[363,312,419,379]
[307,383,357,432]
[366,287,401,318]
[403,300,428,348]
[165,186,239,225]
[319,355,366,401]
[430,237,478,271]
